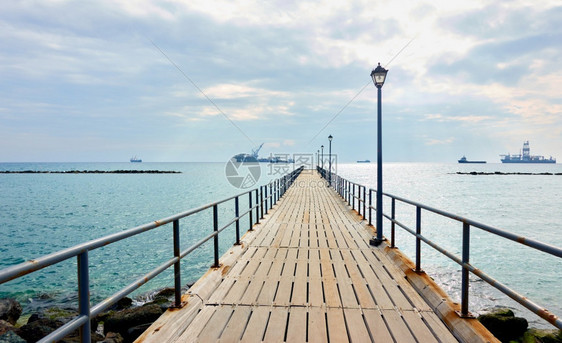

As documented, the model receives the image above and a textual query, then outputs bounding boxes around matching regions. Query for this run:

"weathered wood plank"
[402,310,440,343]
[344,308,372,342]
[326,308,349,342]
[363,309,394,343]
[262,307,288,342]
[286,307,307,342]
[381,309,417,343]
[239,307,270,343]
[197,306,234,343]
[308,307,328,343]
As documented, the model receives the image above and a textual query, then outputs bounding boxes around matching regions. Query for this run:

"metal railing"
[318,167,562,329]
[0,166,304,343]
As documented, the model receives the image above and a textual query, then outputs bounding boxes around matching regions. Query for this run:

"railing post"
[346,180,351,206]
[415,206,422,272]
[359,186,362,217]
[357,185,360,215]
[260,186,264,219]
[212,204,219,268]
[173,220,181,307]
[362,186,366,220]
[461,222,470,316]
[369,189,372,226]
[352,184,355,211]
[256,189,260,224]
[249,192,253,230]
[265,184,268,215]
[235,196,240,245]
[77,252,91,343]
[391,198,396,248]
[274,180,278,205]
[337,177,341,196]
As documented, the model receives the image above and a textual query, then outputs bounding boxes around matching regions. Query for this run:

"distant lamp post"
[317,150,320,168]
[321,145,324,170]
[328,135,333,186]
[370,62,388,247]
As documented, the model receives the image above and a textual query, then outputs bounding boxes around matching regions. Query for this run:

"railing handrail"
[0,166,304,343]
[380,191,562,259]
[317,166,562,329]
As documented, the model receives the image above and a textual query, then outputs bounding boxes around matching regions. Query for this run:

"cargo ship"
[500,141,556,163]
[357,160,371,163]
[130,156,142,163]
[458,156,486,163]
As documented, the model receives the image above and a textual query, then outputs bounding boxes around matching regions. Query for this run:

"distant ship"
[458,156,486,164]
[357,160,371,163]
[130,156,142,163]
[233,143,293,163]
[500,141,556,164]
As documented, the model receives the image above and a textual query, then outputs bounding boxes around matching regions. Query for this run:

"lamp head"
[370,63,388,88]
[328,135,333,142]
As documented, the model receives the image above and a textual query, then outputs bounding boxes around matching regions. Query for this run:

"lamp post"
[370,62,388,247]
[328,135,333,186]
[321,145,324,170]
[317,150,320,169]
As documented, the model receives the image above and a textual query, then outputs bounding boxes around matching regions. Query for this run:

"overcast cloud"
[1,0,560,162]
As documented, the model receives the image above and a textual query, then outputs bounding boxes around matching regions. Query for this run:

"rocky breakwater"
[0,288,178,343]
[478,308,562,343]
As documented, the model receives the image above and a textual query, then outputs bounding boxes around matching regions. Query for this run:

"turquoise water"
[0,162,280,312]
[0,162,560,328]
[338,162,562,328]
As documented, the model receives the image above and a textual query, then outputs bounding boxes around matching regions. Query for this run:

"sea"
[0,162,560,329]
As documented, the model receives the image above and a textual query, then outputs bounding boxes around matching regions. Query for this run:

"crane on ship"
[233,143,264,162]
[251,143,264,160]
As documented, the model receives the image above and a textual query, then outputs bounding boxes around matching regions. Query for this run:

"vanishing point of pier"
[136,171,495,342]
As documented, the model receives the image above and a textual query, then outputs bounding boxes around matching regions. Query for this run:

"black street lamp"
[317,150,320,168]
[328,135,333,186]
[370,62,388,247]
[321,145,324,170]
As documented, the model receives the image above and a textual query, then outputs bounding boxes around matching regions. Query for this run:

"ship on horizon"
[458,156,486,164]
[233,143,293,163]
[500,141,555,164]
[130,156,142,163]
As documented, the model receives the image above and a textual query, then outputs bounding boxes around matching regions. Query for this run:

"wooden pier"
[137,171,497,343]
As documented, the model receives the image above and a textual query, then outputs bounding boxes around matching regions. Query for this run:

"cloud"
[424,137,455,146]
[422,113,493,123]
[202,83,289,100]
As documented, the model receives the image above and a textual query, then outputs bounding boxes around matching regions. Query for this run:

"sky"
[1,0,561,163]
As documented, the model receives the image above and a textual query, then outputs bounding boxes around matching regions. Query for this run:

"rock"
[478,308,528,343]
[43,307,78,323]
[26,313,41,323]
[0,320,16,335]
[155,288,175,298]
[16,318,64,343]
[0,299,22,325]
[59,331,104,343]
[17,316,103,343]
[103,304,163,339]
[99,332,124,343]
[147,297,173,312]
[126,323,153,342]
[523,329,562,343]
[115,298,132,311]
[0,331,27,343]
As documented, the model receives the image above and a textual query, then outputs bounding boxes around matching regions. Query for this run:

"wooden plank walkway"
[137,171,466,342]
